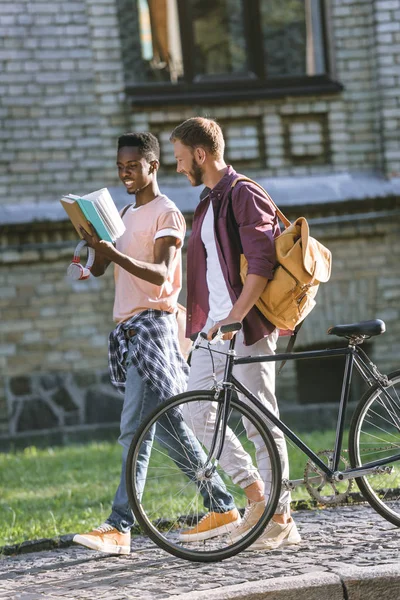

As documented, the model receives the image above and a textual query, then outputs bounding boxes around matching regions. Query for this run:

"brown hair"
[170,117,225,160]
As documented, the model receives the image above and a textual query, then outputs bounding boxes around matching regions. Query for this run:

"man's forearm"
[90,251,111,277]
[229,274,268,321]
[104,246,168,285]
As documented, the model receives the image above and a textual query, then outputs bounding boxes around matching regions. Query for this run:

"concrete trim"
[169,572,343,600]
[1,171,399,225]
[169,564,400,600]
[337,563,400,600]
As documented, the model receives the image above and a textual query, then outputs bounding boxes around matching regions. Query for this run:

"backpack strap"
[276,322,303,375]
[120,203,133,219]
[231,177,291,229]
[230,176,298,372]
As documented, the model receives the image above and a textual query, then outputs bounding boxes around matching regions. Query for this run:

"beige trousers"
[184,318,291,514]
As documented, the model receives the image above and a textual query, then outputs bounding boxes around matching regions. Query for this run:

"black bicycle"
[126,319,400,562]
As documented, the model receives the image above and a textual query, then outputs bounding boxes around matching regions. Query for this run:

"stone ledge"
[1,172,400,225]
[1,534,74,557]
[171,564,400,600]
[170,572,344,600]
[337,563,400,600]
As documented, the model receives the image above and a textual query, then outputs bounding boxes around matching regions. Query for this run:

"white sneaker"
[229,501,266,543]
[250,517,301,550]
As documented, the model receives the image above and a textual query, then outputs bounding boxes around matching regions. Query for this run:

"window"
[124,0,340,105]
[260,0,326,77]
[134,0,184,83]
[191,0,247,78]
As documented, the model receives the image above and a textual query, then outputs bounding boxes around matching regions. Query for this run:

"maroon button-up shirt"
[186,166,280,346]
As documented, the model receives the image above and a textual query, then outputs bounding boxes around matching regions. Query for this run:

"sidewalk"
[1,504,399,600]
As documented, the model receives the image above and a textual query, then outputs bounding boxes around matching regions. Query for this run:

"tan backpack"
[231,178,332,332]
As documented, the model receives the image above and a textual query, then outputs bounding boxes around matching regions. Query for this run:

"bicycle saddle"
[327,319,385,338]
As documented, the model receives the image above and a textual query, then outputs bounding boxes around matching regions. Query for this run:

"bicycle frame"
[205,340,400,482]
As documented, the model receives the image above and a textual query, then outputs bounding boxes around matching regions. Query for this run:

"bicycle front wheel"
[349,369,400,526]
[126,390,281,562]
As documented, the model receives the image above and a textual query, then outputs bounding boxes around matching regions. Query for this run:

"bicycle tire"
[126,390,282,562]
[349,369,400,526]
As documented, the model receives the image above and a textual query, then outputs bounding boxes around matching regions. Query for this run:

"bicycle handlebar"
[199,322,242,340]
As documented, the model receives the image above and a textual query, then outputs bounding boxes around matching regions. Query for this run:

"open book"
[60,188,126,243]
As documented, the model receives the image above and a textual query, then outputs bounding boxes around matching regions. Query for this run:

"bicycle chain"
[332,445,398,455]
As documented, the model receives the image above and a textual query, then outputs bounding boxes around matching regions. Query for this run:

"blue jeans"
[106,336,235,533]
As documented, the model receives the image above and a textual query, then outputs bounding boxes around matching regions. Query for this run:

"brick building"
[1,0,400,446]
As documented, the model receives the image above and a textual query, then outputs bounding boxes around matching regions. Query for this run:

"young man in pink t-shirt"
[73,133,237,555]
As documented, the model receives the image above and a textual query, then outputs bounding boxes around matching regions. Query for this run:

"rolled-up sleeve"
[155,209,186,247]
[232,183,277,280]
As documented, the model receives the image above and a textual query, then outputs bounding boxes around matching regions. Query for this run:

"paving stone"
[1,505,399,599]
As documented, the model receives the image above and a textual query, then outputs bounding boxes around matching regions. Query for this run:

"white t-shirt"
[201,202,233,322]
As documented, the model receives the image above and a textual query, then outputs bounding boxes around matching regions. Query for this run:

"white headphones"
[67,240,95,280]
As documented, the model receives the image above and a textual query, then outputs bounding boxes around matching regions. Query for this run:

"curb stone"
[0,534,74,556]
[337,563,400,600]
[169,572,343,600]
[170,564,400,600]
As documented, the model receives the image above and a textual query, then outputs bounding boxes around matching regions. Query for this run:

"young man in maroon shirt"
[170,118,301,550]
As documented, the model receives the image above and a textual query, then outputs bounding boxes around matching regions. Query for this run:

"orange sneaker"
[178,509,241,542]
[73,523,131,555]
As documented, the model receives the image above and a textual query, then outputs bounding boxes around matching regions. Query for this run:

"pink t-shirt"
[113,195,186,323]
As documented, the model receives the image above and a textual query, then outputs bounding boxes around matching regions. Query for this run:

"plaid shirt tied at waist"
[108,309,189,400]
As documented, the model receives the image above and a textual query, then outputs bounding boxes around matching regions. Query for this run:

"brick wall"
[374,0,400,176]
[0,223,115,439]
[1,0,400,442]
[0,0,130,206]
[1,0,400,205]
[275,203,400,412]
[1,200,399,442]
[127,0,400,179]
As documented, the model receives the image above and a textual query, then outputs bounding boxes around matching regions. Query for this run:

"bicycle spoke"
[350,371,400,527]
[126,391,281,561]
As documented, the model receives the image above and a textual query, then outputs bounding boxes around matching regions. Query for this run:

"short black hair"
[117,132,160,162]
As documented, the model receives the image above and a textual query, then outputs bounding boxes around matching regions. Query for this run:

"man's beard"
[189,159,204,187]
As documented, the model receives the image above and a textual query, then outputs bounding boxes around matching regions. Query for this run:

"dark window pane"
[260,0,326,77]
[190,0,248,77]
[134,0,184,83]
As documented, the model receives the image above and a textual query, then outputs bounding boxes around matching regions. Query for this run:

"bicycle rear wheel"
[349,369,400,526]
[126,390,281,562]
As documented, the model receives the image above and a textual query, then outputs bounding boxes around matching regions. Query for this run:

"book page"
[83,188,125,239]
[96,189,126,237]
[91,202,115,239]
[63,194,80,200]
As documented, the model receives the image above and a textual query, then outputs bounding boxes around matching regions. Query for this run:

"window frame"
[126,0,342,106]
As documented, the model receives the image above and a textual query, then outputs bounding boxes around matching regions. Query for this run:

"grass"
[3,424,399,548]
[0,430,344,548]
[0,443,122,548]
